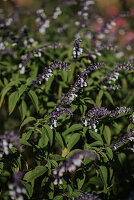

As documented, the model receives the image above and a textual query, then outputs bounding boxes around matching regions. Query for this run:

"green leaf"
[118,153,127,166]
[8,91,19,115]
[63,124,83,137]
[46,76,54,93]
[44,125,53,146]
[90,141,103,147]
[106,147,113,160]
[49,154,64,161]
[103,126,111,145]
[19,100,27,120]
[104,91,114,105]
[24,166,47,182]
[89,130,103,143]
[0,80,20,107]
[77,174,85,190]
[67,133,80,151]
[53,196,63,200]
[96,90,103,107]
[38,127,49,148]
[0,86,11,107]
[22,130,33,141]
[99,152,109,162]
[55,132,64,148]
[21,181,33,198]
[49,159,58,168]
[88,176,103,187]
[0,162,4,174]
[20,139,32,147]
[20,117,36,129]
[28,90,39,112]
[18,84,27,98]
[99,166,108,187]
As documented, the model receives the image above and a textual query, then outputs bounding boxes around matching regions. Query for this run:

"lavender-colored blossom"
[73,192,100,200]
[103,84,121,90]
[83,107,130,132]
[0,130,20,158]
[73,38,83,59]
[130,115,134,124]
[102,59,134,85]
[87,44,118,60]
[60,63,104,104]
[109,107,130,117]
[53,150,96,185]
[128,144,134,152]
[112,129,134,150]
[38,2,63,34]
[82,107,110,132]
[20,42,61,71]
[8,171,26,200]
[31,60,70,86]
[23,37,38,49]
[49,106,72,129]
[75,0,95,29]
[36,8,46,24]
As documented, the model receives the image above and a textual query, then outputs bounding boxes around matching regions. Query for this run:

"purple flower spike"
[49,106,72,129]
[102,59,134,86]
[31,60,70,86]
[109,107,130,117]
[83,106,130,132]
[53,150,96,185]
[73,192,101,200]
[0,130,20,158]
[60,63,104,104]
[112,129,134,150]
[73,38,82,59]
[8,171,26,200]
[82,107,110,132]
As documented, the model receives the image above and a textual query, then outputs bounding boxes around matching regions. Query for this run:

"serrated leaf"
[0,86,11,107]
[90,141,103,147]
[96,90,103,107]
[24,166,47,182]
[8,91,19,115]
[20,117,36,129]
[67,133,80,151]
[63,124,83,137]
[55,132,64,148]
[99,152,109,162]
[20,138,32,147]
[21,181,33,198]
[118,152,127,166]
[19,100,27,120]
[46,76,54,93]
[18,84,27,98]
[49,159,58,168]
[99,166,107,187]
[77,174,85,190]
[38,127,49,148]
[103,126,111,145]
[106,147,113,160]
[88,176,103,187]
[53,196,63,200]
[44,125,53,146]
[28,90,39,112]
[49,154,64,162]
[0,80,20,107]
[104,91,114,105]
[89,130,103,143]
[22,130,32,141]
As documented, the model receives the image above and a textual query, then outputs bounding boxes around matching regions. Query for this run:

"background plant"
[0,0,134,199]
